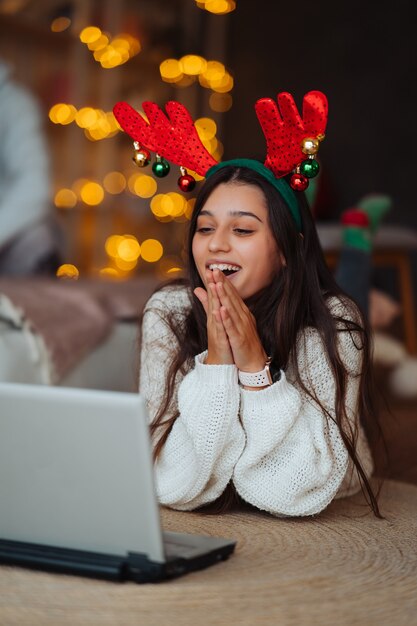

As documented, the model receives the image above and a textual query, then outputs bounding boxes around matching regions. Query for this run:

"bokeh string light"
[102,234,166,277]
[160,56,233,96]
[56,264,80,279]
[79,26,141,68]
[195,0,236,14]
[49,104,120,141]
[50,9,238,280]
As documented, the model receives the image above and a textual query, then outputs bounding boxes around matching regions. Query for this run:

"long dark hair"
[144,165,382,517]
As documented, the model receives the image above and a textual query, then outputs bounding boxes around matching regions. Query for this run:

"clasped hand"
[194,269,267,372]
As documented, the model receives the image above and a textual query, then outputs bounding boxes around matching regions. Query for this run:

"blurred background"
[0,0,416,484]
[0,0,415,284]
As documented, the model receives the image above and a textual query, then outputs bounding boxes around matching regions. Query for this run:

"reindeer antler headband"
[113,90,328,231]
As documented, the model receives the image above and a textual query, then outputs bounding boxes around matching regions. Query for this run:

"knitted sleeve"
[139,286,245,510]
[233,298,373,517]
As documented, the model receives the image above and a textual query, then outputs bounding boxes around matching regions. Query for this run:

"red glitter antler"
[113,101,218,177]
[255,91,328,181]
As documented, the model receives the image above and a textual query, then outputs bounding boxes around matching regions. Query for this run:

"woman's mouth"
[207,263,241,277]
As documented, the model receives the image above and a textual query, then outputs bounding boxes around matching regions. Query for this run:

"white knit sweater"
[139,285,373,517]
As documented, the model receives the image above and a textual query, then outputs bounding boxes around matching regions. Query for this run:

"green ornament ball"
[300,159,320,179]
[152,159,170,178]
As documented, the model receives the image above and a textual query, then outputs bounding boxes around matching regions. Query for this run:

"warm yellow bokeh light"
[114,257,138,271]
[159,58,184,83]
[121,33,141,56]
[99,267,119,278]
[160,195,175,216]
[49,102,77,124]
[184,198,196,220]
[128,172,142,194]
[56,264,79,279]
[75,107,98,128]
[202,61,225,82]
[117,236,141,262]
[140,239,163,263]
[87,34,109,51]
[56,104,77,124]
[105,235,124,258]
[210,72,234,93]
[212,139,224,161]
[100,46,123,68]
[72,178,89,199]
[54,188,77,209]
[133,175,157,198]
[84,31,140,67]
[51,17,71,32]
[166,192,187,217]
[150,194,173,220]
[80,181,105,206]
[209,92,233,112]
[103,171,126,194]
[158,255,184,277]
[175,75,197,88]
[195,117,217,141]
[111,37,130,51]
[204,0,235,13]
[49,103,65,124]
[180,54,207,75]
[80,26,102,44]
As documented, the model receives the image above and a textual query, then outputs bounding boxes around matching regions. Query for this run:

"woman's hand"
[194,271,234,365]
[211,269,267,372]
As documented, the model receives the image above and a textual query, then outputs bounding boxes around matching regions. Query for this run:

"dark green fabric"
[206,158,302,232]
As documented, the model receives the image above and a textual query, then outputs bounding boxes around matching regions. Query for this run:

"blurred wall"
[223,0,416,226]
[219,0,417,301]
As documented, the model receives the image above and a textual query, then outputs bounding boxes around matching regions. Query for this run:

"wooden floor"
[372,367,417,487]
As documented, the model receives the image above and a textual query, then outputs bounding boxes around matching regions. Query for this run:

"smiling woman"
[138,162,381,519]
[192,182,282,301]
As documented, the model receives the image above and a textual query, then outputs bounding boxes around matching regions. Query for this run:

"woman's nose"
[208,231,231,252]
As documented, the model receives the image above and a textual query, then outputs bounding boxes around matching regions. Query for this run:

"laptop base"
[0,537,235,583]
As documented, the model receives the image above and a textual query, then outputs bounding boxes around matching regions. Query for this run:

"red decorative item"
[255,91,328,178]
[290,173,309,192]
[178,173,196,192]
[341,208,370,227]
[113,101,218,177]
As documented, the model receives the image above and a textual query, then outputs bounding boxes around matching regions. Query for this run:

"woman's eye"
[196,227,213,233]
[234,228,254,235]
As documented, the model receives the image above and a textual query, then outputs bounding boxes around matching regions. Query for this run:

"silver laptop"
[0,383,235,582]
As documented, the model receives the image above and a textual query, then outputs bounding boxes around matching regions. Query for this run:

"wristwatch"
[238,357,273,387]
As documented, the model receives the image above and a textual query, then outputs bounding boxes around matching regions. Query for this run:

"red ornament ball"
[178,174,196,192]
[290,173,309,192]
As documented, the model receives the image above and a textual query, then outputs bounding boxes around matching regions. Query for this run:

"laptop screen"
[0,383,165,563]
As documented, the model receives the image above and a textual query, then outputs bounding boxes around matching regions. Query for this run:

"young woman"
[139,161,380,518]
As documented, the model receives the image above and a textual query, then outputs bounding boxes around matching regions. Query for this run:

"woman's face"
[192,182,284,300]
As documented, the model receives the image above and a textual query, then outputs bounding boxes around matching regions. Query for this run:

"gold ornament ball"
[301,137,320,155]
[132,149,150,167]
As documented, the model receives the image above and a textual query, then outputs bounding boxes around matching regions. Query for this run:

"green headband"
[206,158,302,232]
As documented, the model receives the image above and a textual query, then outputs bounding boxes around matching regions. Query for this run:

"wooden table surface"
[1,480,416,626]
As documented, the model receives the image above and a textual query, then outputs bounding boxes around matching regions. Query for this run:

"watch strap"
[238,357,273,387]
